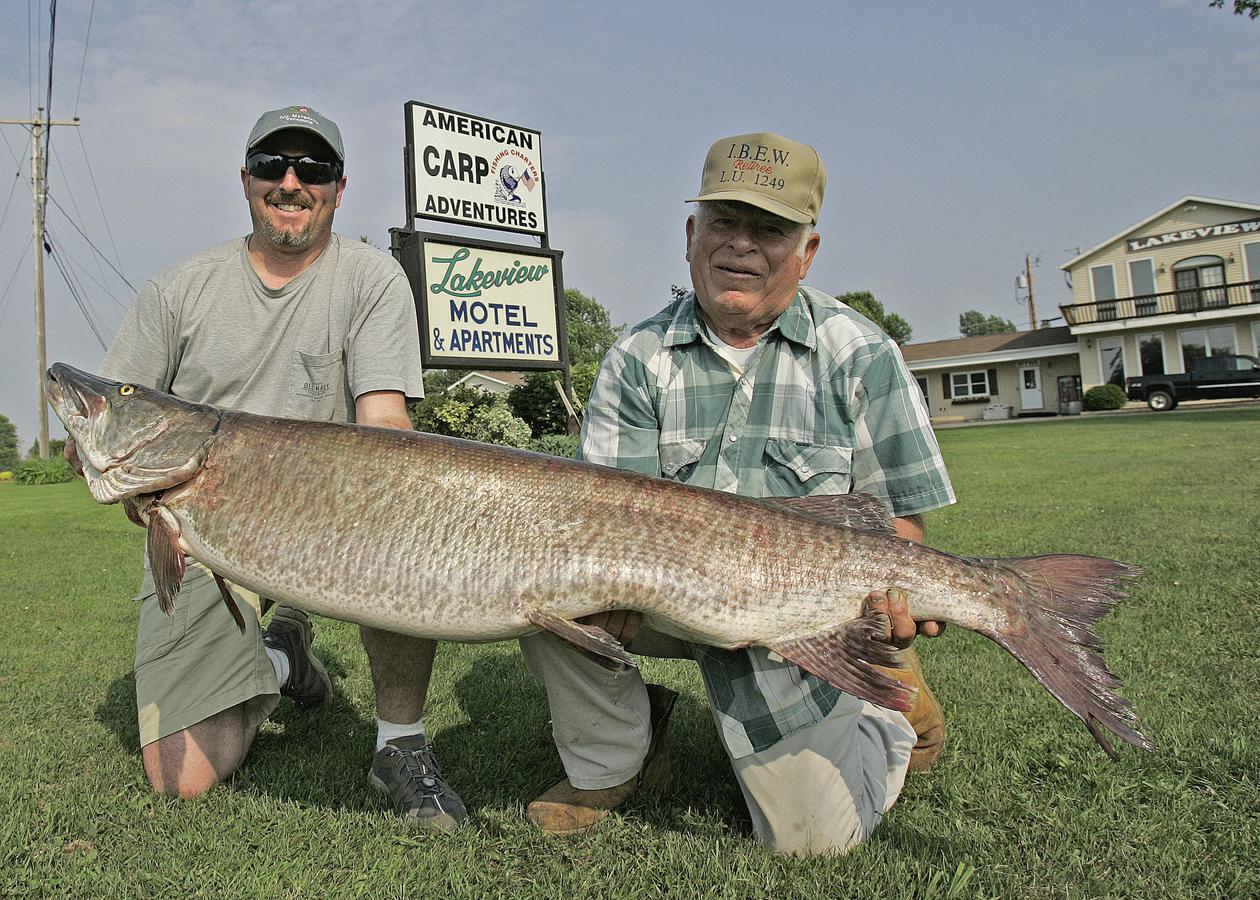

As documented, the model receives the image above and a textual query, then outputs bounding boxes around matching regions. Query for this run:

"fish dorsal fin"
[762,492,894,533]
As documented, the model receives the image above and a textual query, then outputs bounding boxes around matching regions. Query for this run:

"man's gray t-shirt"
[100,233,424,422]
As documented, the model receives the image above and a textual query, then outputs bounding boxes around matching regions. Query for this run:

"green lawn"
[1,408,1256,898]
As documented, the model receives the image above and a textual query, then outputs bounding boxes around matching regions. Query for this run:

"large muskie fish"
[47,363,1152,757]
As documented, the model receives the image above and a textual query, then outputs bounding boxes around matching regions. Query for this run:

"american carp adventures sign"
[405,101,547,237]
[393,231,567,370]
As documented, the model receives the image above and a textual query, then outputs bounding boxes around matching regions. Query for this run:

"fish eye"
[119,385,135,396]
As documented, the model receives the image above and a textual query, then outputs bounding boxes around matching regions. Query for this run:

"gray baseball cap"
[246,105,344,162]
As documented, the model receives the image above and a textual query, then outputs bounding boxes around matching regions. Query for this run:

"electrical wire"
[44,192,136,293]
[45,217,128,314]
[74,129,126,284]
[73,0,95,117]
[46,232,109,351]
[48,141,112,298]
[0,236,35,332]
[42,0,58,185]
[0,169,25,238]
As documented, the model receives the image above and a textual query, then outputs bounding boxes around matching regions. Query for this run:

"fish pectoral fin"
[527,610,637,672]
[146,506,186,616]
[212,573,247,635]
[770,615,916,712]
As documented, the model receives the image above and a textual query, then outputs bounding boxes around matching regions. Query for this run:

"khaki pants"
[133,563,278,747]
[519,625,914,855]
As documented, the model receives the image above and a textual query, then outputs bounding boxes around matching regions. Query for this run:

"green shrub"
[526,433,580,458]
[14,456,76,485]
[1084,383,1126,411]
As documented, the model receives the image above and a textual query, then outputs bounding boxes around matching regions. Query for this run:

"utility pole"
[0,108,80,458]
[1024,253,1038,331]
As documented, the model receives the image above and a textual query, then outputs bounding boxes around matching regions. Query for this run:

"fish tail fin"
[979,554,1153,757]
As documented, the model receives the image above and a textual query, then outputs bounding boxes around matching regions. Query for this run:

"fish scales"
[45,364,1153,757]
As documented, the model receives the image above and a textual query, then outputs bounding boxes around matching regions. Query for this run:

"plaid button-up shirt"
[577,285,955,758]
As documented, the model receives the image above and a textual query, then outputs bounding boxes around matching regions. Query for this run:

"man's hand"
[578,610,641,646]
[63,437,84,477]
[862,588,944,649]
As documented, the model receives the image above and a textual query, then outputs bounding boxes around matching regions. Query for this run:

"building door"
[1173,255,1226,311]
[1019,365,1043,410]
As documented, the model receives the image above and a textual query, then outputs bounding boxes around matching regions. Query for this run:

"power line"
[75,128,125,284]
[44,191,134,291]
[0,169,24,237]
[0,236,35,332]
[73,0,96,116]
[46,232,109,351]
[42,0,58,192]
[45,215,128,314]
[48,140,111,297]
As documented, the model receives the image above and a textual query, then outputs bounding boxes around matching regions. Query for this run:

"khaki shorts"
[132,563,279,747]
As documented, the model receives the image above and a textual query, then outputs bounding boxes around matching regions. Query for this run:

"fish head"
[45,363,221,504]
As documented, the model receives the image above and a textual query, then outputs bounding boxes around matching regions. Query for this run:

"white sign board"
[421,237,562,367]
[407,101,546,236]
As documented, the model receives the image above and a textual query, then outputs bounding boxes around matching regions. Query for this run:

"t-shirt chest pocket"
[763,438,853,496]
[286,348,344,419]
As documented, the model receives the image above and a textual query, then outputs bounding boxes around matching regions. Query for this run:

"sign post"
[394,100,573,421]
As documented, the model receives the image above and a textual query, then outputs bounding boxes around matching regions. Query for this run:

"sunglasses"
[245,151,342,184]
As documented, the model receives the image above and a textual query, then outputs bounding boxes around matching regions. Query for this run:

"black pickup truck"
[1126,353,1260,410]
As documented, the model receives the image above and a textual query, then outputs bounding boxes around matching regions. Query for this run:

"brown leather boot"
[875,647,946,771]
[527,683,677,835]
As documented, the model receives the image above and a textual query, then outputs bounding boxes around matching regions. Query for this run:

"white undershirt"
[703,322,760,375]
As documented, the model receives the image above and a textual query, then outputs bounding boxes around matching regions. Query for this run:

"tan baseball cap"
[687,131,826,224]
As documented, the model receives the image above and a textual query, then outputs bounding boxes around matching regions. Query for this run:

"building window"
[1138,333,1164,376]
[915,376,929,401]
[951,370,989,400]
[1180,325,1237,369]
[1173,255,1226,311]
[1253,320,1260,356]
[1090,264,1116,321]
[1129,258,1158,315]
[1098,337,1125,387]
[1245,240,1260,302]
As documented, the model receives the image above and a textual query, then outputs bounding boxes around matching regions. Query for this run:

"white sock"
[266,646,290,688]
[376,717,426,751]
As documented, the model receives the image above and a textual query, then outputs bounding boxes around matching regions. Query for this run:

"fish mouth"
[46,364,103,424]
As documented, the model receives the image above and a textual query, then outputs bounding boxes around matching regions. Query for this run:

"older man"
[519,132,955,854]
[89,106,464,830]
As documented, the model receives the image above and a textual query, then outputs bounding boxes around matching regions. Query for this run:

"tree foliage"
[506,289,623,437]
[409,385,532,448]
[562,288,623,367]
[836,291,913,344]
[959,309,1018,337]
[26,437,66,460]
[0,414,19,471]
[1209,1,1259,19]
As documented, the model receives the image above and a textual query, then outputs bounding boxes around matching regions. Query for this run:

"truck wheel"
[1147,390,1175,411]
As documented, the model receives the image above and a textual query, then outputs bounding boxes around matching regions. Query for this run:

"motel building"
[901,196,1260,424]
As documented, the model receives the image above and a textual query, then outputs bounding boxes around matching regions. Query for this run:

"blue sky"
[1,1,1257,446]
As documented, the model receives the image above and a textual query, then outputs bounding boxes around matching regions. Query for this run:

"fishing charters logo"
[491,148,539,205]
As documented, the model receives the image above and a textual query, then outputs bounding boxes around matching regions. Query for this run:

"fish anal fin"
[213,573,247,635]
[771,614,915,712]
[527,610,637,672]
[763,492,894,533]
[146,506,185,616]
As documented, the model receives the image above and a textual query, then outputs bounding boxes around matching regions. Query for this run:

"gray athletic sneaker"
[261,606,332,709]
[369,736,467,831]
